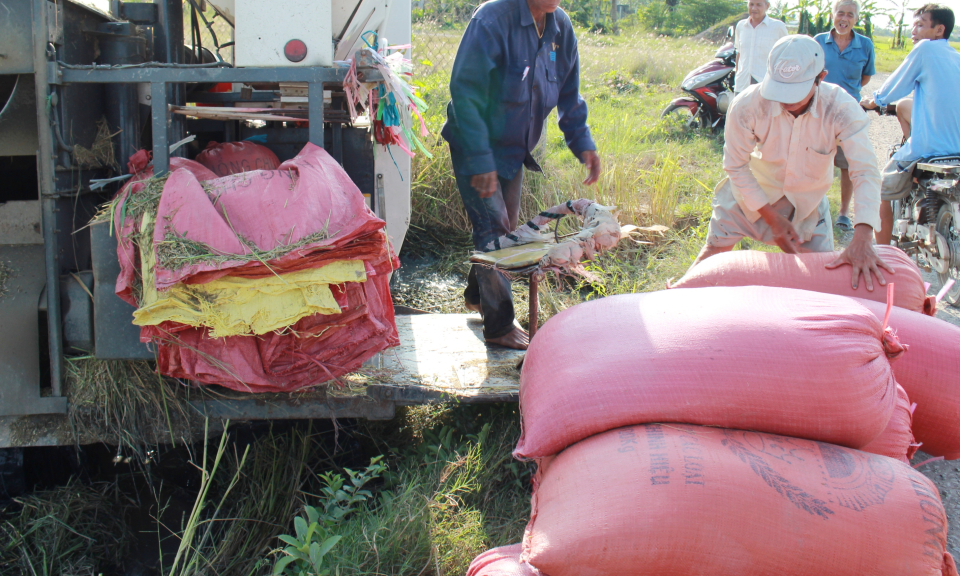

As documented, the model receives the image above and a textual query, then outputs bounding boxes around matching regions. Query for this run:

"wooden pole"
[529,271,541,338]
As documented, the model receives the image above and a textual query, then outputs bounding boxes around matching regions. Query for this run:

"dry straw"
[73,117,120,170]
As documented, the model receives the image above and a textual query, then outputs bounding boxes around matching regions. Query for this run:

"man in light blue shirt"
[862,3,960,244]
[815,0,876,230]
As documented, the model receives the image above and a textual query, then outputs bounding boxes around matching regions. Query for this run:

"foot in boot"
[486,326,529,350]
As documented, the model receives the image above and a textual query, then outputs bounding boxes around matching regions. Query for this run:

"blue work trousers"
[451,155,524,340]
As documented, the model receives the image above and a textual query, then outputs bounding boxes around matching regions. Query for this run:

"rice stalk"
[65,358,194,459]
[167,420,230,576]
[648,153,681,227]
[163,423,315,576]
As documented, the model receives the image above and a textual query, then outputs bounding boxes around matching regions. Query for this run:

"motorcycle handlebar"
[862,102,898,115]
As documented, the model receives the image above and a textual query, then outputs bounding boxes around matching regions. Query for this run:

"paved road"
[861,74,960,557]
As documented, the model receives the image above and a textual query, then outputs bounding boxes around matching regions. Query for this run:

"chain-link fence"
[412,22,467,72]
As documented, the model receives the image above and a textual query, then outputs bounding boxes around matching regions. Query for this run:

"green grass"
[873,39,960,74]
[327,405,531,575]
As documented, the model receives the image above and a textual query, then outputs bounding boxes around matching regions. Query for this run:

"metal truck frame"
[0,0,521,448]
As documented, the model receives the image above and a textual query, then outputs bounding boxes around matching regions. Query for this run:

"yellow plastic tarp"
[133,212,366,338]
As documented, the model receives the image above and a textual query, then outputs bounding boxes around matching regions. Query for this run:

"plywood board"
[376,314,523,399]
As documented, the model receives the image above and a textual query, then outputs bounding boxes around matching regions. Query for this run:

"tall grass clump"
[159,422,316,576]
[1,480,133,575]
[322,404,531,575]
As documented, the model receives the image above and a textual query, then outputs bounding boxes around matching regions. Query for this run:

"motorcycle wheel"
[661,105,702,130]
[935,204,960,305]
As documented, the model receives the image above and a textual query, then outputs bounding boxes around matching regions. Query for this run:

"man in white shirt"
[693,35,892,291]
[734,0,788,94]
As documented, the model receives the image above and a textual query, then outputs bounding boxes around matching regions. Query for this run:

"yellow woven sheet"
[133,213,366,337]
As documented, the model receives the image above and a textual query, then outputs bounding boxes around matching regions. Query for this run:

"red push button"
[284,39,308,62]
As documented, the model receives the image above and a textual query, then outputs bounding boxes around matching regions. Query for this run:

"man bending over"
[692,35,891,290]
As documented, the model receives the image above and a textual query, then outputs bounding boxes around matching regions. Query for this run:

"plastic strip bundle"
[344,46,432,159]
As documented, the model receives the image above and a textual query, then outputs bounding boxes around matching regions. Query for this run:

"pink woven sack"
[515,286,901,459]
[855,298,960,459]
[468,544,539,576]
[195,140,280,176]
[859,384,918,464]
[670,245,936,315]
[524,424,958,576]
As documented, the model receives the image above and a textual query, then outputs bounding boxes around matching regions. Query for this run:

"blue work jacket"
[440,0,595,179]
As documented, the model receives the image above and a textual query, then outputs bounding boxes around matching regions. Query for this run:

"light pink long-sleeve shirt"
[723,82,881,240]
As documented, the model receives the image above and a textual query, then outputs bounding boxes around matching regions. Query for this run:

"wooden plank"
[469,242,552,269]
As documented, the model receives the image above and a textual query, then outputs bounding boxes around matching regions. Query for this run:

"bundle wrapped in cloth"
[105,143,399,393]
[472,199,636,279]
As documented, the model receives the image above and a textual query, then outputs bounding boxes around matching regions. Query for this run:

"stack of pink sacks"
[468,247,959,576]
[111,144,399,392]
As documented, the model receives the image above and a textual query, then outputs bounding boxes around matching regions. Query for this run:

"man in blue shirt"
[815,0,875,231]
[442,0,601,350]
[862,3,960,245]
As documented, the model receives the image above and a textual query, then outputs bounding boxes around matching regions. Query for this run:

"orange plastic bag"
[515,286,901,459]
[670,245,936,316]
[855,298,960,459]
[524,424,957,576]
[859,384,918,464]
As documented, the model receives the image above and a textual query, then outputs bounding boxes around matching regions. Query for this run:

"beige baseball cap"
[760,35,826,104]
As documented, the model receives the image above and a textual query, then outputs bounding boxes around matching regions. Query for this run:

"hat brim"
[760,75,814,104]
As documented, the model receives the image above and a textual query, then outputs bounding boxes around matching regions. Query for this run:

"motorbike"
[890,156,960,305]
[660,28,736,131]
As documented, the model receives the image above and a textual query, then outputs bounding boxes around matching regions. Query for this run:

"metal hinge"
[47,61,62,85]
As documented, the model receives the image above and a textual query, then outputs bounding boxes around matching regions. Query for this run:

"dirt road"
[861,74,960,558]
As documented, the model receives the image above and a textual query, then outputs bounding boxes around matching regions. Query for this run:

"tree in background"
[795,0,881,38]
[639,0,742,35]
[769,0,797,23]
[887,0,911,48]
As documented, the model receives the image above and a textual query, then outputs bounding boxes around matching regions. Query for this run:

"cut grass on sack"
[153,226,333,273]
[95,171,335,275]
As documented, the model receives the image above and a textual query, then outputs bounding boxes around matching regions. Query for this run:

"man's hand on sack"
[826,224,896,290]
[471,171,499,198]
[757,204,802,254]
[860,97,878,110]
[580,150,601,185]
